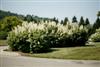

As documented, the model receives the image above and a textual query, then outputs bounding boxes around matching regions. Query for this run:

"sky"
[0,0,100,23]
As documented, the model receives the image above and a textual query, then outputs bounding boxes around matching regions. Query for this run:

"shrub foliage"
[89,28,100,42]
[7,21,89,53]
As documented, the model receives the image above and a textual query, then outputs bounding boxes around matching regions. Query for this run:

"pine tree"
[72,16,77,23]
[79,16,84,26]
[97,11,100,17]
[25,15,33,22]
[85,18,90,25]
[52,17,59,24]
[93,17,100,30]
[61,20,63,24]
[63,17,68,25]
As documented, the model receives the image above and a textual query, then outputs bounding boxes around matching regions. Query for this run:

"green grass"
[0,40,7,46]
[21,42,100,60]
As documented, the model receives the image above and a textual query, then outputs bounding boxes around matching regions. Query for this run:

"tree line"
[0,10,100,39]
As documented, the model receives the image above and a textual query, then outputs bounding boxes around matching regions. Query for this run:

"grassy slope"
[21,42,100,60]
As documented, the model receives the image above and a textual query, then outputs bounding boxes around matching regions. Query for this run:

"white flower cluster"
[89,28,100,42]
[11,21,87,37]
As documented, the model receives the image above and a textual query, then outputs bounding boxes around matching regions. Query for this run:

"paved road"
[0,46,100,67]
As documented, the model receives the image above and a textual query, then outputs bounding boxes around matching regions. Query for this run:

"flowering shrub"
[89,28,100,42]
[7,21,88,53]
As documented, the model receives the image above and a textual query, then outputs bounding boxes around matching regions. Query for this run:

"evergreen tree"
[93,17,100,30]
[52,17,56,21]
[97,11,100,17]
[61,20,63,24]
[72,16,77,23]
[79,16,84,26]
[52,17,59,24]
[25,15,33,22]
[63,17,68,25]
[85,18,90,25]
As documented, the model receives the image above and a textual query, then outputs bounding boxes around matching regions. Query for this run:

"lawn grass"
[0,40,7,46]
[21,42,100,60]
